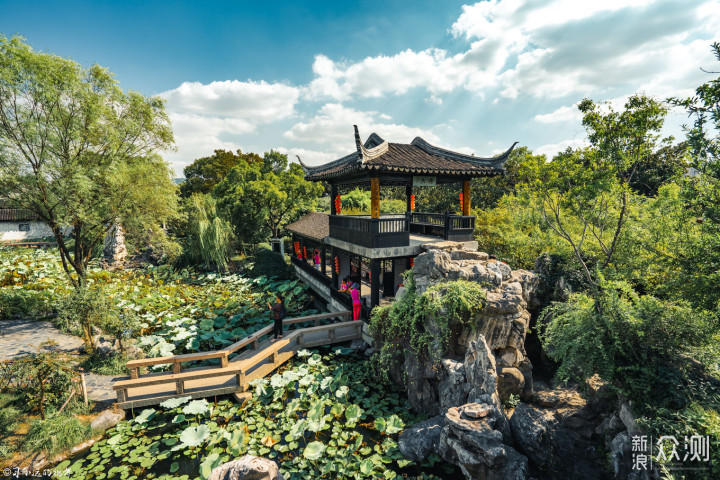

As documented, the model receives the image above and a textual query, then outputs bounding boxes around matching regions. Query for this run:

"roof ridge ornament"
[353,125,389,164]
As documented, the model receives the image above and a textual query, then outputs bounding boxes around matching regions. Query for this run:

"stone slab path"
[0,319,117,402]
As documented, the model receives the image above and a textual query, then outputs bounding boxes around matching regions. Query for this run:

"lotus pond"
[56,349,456,479]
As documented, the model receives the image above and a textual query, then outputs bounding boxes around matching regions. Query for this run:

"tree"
[215,151,323,243]
[180,149,262,198]
[180,193,233,272]
[0,36,175,288]
[530,95,668,288]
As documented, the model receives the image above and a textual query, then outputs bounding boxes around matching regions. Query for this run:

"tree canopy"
[0,36,176,288]
[180,149,262,198]
[214,151,323,243]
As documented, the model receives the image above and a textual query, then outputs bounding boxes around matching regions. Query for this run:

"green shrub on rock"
[370,272,486,384]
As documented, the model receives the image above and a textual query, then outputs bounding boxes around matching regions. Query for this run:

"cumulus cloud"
[305,0,717,102]
[535,138,588,158]
[284,103,440,148]
[534,104,582,124]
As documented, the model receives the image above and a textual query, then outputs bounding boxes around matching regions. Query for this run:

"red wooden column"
[462,180,471,216]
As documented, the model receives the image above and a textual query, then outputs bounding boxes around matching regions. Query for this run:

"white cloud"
[274,147,342,167]
[535,138,588,158]
[161,80,299,123]
[304,0,718,103]
[284,103,440,149]
[534,103,582,124]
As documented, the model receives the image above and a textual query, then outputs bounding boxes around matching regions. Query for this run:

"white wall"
[0,221,53,241]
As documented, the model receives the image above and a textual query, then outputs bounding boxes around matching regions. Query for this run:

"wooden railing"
[410,212,475,241]
[329,214,410,248]
[114,311,354,407]
[291,256,332,287]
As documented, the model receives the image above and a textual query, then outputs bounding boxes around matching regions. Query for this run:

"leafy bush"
[56,287,118,350]
[380,199,407,214]
[370,273,486,383]
[250,247,291,280]
[79,351,130,376]
[23,415,92,455]
[0,288,52,319]
[539,281,719,403]
[342,189,371,211]
[178,193,234,272]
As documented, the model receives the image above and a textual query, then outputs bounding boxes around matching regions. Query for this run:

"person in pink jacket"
[350,283,362,321]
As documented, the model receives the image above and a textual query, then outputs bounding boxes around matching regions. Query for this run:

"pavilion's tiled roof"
[0,209,37,221]
[285,212,329,241]
[298,126,517,182]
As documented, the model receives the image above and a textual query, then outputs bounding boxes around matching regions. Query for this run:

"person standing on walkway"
[267,294,286,342]
[313,249,321,270]
[350,283,362,321]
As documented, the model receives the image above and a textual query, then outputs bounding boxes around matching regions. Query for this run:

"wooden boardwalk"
[112,311,359,409]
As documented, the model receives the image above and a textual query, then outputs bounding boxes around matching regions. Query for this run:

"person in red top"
[350,283,362,321]
[313,249,321,270]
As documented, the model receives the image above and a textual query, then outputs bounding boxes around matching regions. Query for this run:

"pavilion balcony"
[329,212,475,249]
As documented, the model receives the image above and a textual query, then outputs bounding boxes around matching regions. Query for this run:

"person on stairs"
[268,294,286,342]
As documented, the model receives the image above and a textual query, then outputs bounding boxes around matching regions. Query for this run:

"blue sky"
[1,0,718,175]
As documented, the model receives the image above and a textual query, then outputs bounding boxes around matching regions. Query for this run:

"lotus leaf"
[179,424,210,447]
[345,404,363,426]
[134,409,156,424]
[374,417,386,433]
[335,385,349,398]
[182,399,210,415]
[303,441,325,460]
[160,396,192,409]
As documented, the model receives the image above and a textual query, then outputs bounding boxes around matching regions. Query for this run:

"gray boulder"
[439,403,527,480]
[208,456,285,480]
[509,403,552,467]
[398,416,445,462]
[91,409,125,431]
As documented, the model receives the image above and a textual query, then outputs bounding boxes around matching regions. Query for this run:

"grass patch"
[22,415,92,455]
[79,351,129,376]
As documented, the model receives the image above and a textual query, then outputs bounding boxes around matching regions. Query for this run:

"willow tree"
[0,36,175,288]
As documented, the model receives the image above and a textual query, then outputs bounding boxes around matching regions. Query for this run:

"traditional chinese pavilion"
[287,126,516,317]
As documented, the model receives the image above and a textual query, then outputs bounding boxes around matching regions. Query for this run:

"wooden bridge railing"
[125,311,351,380]
[114,311,354,407]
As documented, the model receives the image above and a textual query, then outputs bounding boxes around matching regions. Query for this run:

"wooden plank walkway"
[112,311,359,409]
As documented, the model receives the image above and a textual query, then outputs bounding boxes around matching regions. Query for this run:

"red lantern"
[410,257,415,267]
[334,195,342,214]
[293,241,300,255]
[303,246,308,259]
[334,256,340,274]
[459,192,463,206]
[410,194,415,210]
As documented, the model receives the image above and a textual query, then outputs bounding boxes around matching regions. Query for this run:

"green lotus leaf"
[134,409,156,424]
[169,462,180,473]
[182,399,210,415]
[345,404,363,426]
[307,399,324,423]
[320,376,333,390]
[160,396,192,409]
[179,424,211,447]
[106,434,124,446]
[199,452,222,479]
[172,414,186,423]
[303,441,325,460]
[359,459,374,475]
[335,385,349,398]
[384,414,404,434]
[374,417,387,433]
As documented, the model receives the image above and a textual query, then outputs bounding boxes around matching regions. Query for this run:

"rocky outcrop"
[402,244,538,416]
[103,223,128,268]
[438,403,528,480]
[90,408,125,431]
[208,456,285,480]
[398,416,445,462]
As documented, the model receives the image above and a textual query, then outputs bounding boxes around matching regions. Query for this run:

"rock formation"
[403,244,538,416]
[103,222,128,268]
[208,456,286,480]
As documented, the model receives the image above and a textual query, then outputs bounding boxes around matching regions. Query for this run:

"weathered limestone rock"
[208,456,285,480]
[497,367,525,402]
[439,403,528,480]
[103,223,127,268]
[399,245,538,416]
[91,409,125,431]
[398,416,445,462]
[509,403,552,467]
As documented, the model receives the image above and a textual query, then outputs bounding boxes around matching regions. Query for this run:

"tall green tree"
[529,95,668,287]
[0,36,175,288]
[180,149,262,198]
[214,151,323,243]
